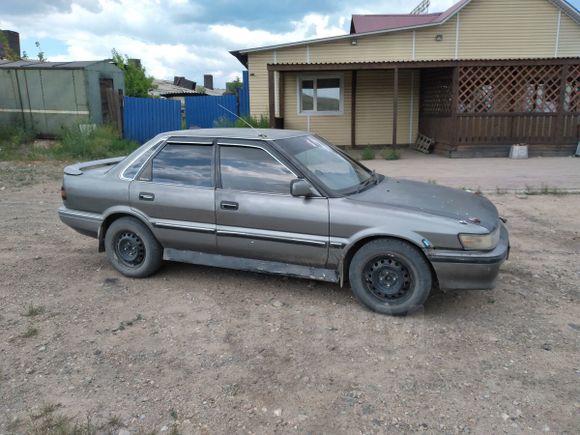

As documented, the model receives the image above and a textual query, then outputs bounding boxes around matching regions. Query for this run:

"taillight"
[60,185,67,201]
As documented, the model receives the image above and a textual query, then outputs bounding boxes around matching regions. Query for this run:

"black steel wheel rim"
[114,231,145,267]
[363,255,414,303]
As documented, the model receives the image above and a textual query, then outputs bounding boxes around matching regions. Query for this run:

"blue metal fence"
[184,94,238,128]
[123,96,181,143]
[123,72,249,139]
[239,70,250,116]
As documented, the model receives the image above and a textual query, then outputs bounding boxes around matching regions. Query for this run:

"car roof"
[162,128,310,140]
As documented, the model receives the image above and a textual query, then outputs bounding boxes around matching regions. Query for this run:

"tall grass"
[0,122,139,161]
[0,122,37,160]
[52,124,139,160]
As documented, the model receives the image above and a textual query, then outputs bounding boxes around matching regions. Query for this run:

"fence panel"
[123,96,181,144]
[239,70,250,116]
[184,95,238,128]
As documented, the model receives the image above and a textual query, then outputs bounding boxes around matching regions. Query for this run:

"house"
[230,0,580,157]
[0,59,124,136]
[150,77,200,99]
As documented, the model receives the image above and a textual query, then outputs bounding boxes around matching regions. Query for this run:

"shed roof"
[0,59,115,69]
[150,78,200,97]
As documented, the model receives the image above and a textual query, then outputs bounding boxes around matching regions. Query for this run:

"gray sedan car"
[58,128,509,315]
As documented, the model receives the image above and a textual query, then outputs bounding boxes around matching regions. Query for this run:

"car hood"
[350,178,499,231]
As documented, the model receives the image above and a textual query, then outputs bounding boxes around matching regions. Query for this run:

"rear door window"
[150,144,213,187]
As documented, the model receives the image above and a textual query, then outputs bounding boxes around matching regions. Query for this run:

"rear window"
[122,141,163,179]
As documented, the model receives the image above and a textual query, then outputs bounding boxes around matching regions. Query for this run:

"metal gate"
[184,94,238,128]
[123,96,181,143]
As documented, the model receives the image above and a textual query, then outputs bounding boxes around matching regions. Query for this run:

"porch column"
[268,69,275,128]
[555,63,569,144]
[351,70,357,147]
[278,72,285,120]
[450,66,460,151]
[392,67,399,146]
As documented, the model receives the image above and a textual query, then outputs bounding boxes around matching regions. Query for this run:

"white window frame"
[297,74,344,116]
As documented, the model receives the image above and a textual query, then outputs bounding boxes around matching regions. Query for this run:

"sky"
[1,0,579,87]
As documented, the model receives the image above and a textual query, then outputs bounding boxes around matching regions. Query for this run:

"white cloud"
[0,0,460,86]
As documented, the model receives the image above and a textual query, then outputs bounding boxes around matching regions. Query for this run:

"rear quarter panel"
[64,171,129,214]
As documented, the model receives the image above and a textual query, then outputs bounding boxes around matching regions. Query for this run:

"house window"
[298,75,343,115]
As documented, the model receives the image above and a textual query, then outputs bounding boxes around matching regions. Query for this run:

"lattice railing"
[564,64,580,113]
[420,69,453,114]
[458,65,564,114]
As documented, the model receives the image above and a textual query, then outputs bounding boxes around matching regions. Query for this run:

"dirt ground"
[0,162,579,434]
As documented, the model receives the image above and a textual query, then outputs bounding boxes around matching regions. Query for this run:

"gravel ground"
[0,162,579,434]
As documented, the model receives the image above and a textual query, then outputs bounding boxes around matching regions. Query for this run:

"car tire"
[104,217,163,278]
[348,239,432,316]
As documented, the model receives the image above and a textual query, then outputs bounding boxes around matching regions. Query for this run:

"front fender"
[334,227,430,287]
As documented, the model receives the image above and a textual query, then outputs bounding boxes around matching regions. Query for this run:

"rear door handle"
[220,201,239,210]
[139,192,155,201]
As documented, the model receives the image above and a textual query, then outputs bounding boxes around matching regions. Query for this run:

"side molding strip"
[153,222,216,234]
[216,229,327,247]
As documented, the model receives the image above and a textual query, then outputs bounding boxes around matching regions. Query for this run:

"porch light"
[351,39,358,45]
[435,34,443,41]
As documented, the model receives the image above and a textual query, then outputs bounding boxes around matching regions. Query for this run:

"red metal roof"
[350,0,472,34]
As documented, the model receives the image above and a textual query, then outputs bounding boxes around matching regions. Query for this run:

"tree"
[226,76,243,95]
[111,49,155,98]
[35,41,46,62]
[0,32,20,61]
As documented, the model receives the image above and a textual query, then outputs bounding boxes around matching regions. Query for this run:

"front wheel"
[104,217,163,278]
[348,239,432,315]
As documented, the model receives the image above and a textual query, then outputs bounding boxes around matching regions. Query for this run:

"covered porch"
[267,58,579,157]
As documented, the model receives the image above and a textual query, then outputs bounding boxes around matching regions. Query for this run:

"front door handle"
[139,192,155,201]
[220,201,239,210]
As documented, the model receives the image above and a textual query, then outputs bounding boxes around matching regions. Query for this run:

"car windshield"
[274,135,373,194]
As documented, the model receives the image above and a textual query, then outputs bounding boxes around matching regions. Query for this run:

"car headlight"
[459,226,500,251]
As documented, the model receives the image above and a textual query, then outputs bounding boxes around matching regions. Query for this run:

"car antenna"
[217,103,268,138]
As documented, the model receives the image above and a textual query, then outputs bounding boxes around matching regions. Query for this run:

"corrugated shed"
[0,60,114,69]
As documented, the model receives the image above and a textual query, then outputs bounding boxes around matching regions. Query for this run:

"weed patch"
[360,145,375,160]
[382,148,401,160]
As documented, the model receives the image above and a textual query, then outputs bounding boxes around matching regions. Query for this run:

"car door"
[215,139,329,267]
[129,138,216,252]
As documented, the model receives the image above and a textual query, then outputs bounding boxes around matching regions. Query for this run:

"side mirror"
[290,178,316,197]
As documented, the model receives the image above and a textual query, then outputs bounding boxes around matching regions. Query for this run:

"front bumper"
[58,206,103,239]
[427,223,510,290]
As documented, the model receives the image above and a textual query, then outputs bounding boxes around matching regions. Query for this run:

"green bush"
[360,145,375,160]
[382,148,401,160]
[52,124,139,160]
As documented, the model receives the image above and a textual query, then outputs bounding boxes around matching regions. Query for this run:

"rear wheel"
[105,217,163,278]
[348,239,432,315]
